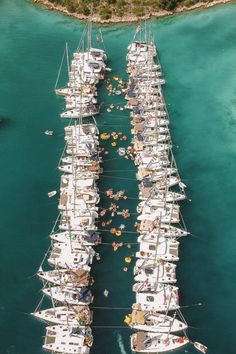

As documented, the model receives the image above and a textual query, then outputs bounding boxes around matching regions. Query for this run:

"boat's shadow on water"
[0,117,12,129]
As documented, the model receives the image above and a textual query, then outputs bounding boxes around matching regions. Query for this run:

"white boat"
[126,310,187,333]
[138,231,179,243]
[33,305,93,326]
[48,190,57,198]
[64,123,99,137]
[137,167,176,181]
[59,162,101,175]
[131,332,189,353]
[44,130,54,136]
[139,190,186,202]
[132,282,178,294]
[43,325,93,353]
[136,238,179,262]
[60,175,97,191]
[138,205,180,225]
[50,230,101,246]
[139,223,188,237]
[193,341,208,353]
[43,286,93,305]
[38,268,91,287]
[131,116,169,127]
[137,199,180,213]
[61,156,99,165]
[134,259,176,284]
[48,243,95,269]
[58,191,99,212]
[59,210,98,231]
[138,176,180,193]
[132,290,179,312]
[60,107,99,119]
[64,135,99,145]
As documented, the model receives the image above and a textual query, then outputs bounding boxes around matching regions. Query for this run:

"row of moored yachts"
[124,34,190,353]
[33,26,109,354]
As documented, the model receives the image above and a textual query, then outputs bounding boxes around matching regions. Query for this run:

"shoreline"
[31,0,233,23]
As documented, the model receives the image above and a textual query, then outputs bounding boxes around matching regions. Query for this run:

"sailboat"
[38,268,92,287]
[33,305,93,326]
[125,310,187,333]
[43,286,93,305]
[130,331,189,353]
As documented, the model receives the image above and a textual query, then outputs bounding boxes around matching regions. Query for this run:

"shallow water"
[0,1,236,353]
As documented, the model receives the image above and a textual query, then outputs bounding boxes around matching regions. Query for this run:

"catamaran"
[47,243,95,269]
[136,238,179,262]
[132,290,179,312]
[134,259,176,284]
[43,325,93,353]
[132,282,178,294]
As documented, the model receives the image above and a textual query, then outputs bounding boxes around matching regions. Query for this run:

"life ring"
[124,257,132,264]
[118,148,126,156]
[115,230,122,237]
[124,315,131,325]
[100,133,110,140]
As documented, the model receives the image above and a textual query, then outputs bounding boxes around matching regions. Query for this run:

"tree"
[99,6,112,19]
[159,0,179,10]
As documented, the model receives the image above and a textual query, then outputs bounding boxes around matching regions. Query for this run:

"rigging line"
[91,326,130,329]
[57,143,68,168]
[38,244,52,270]
[99,191,138,199]
[181,302,203,309]
[97,229,138,234]
[103,157,124,162]
[54,46,66,90]
[50,213,61,234]
[190,233,202,240]
[98,205,137,212]
[97,209,138,215]
[98,123,131,127]
[76,25,87,52]
[33,294,46,313]
[103,101,126,107]
[102,170,137,173]
[100,175,136,181]
[179,210,187,232]
[91,306,131,310]
[100,242,138,245]
[99,113,129,119]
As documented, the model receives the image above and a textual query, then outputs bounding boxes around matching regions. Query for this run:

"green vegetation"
[43,0,215,18]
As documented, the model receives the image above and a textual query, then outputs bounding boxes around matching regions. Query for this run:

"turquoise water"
[1,0,236,353]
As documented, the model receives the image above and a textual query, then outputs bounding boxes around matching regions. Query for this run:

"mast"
[87,9,93,53]
[66,42,70,79]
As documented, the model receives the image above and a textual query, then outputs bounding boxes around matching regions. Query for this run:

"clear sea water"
[0,0,236,353]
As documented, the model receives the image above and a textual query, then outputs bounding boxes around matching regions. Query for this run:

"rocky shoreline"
[31,0,232,23]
